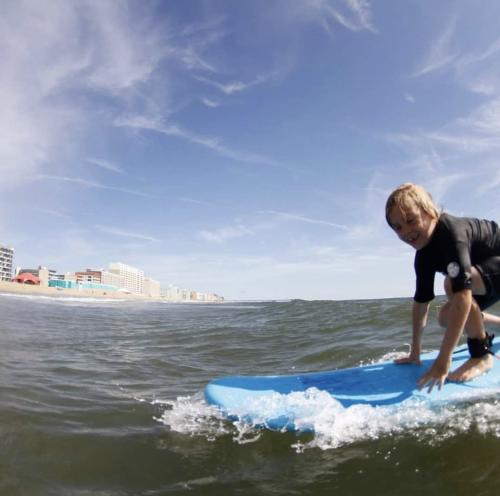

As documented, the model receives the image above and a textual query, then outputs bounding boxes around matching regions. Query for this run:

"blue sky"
[2,0,500,301]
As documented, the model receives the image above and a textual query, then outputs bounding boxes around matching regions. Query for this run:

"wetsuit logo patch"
[447,262,460,278]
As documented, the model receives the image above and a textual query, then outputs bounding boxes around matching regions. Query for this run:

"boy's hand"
[417,358,450,393]
[394,351,421,365]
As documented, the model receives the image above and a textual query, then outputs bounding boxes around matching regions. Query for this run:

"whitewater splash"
[155,389,500,451]
[152,393,233,441]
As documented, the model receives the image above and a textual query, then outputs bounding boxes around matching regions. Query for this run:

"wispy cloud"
[0,1,218,192]
[404,93,415,103]
[458,97,500,135]
[174,16,227,73]
[38,208,72,219]
[424,172,472,207]
[414,28,500,96]
[198,209,351,246]
[180,197,215,207]
[338,0,377,32]
[199,224,254,243]
[456,36,500,70]
[35,174,153,198]
[389,97,500,156]
[87,157,125,174]
[0,2,163,183]
[412,19,458,77]
[114,115,282,167]
[95,225,160,242]
[196,73,275,95]
[296,0,377,34]
[0,0,375,196]
[200,97,221,108]
[258,210,350,231]
[282,0,377,33]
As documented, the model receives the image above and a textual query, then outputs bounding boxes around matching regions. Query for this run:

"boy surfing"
[386,183,500,392]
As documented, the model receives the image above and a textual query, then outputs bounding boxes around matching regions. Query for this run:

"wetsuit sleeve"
[445,240,473,293]
[414,251,435,303]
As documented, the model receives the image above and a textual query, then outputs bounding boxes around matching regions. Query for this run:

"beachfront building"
[13,272,40,285]
[143,277,161,298]
[75,269,102,284]
[190,291,224,302]
[0,245,14,281]
[101,270,126,290]
[75,268,125,290]
[17,266,57,278]
[109,262,144,295]
[38,267,50,287]
[47,269,119,292]
[161,285,181,301]
[15,266,56,287]
[180,288,192,301]
[196,292,207,302]
[159,285,224,302]
[48,271,77,289]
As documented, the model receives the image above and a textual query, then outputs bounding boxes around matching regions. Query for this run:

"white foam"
[154,393,231,440]
[282,391,500,451]
[230,388,344,431]
[154,389,500,451]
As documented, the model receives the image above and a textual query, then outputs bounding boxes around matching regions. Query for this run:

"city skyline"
[3,248,221,301]
[2,1,500,300]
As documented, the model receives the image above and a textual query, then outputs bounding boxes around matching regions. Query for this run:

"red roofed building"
[13,272,40,285]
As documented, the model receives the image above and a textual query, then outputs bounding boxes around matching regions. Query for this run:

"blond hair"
[385,183,440,226]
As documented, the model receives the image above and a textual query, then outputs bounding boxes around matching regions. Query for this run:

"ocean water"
[1,293,499,495]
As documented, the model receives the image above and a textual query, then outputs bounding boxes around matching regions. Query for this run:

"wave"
[154,389,500,452]
[0,292,127,304]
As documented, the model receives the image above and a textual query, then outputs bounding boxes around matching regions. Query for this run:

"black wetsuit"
[414,213,500,310]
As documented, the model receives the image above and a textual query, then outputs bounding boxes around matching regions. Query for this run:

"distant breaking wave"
[0,292,127,304]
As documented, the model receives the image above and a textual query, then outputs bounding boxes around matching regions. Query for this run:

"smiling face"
[388,202,438,250]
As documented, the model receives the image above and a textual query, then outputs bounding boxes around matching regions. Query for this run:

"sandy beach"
[0,280,158,301]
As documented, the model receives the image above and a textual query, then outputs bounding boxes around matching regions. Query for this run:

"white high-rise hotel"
[109,262,144,294]
[0,245,14,281]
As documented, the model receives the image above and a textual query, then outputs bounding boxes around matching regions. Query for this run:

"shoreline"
[0,280,224,303]
[0,280,160,301]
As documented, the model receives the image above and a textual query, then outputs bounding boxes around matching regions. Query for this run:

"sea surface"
[1,293,499,495]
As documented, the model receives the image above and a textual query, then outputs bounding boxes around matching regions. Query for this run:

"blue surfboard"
[205,342,500,431]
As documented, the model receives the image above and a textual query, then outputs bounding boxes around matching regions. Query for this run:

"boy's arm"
[417,289,471,392]
[395,300,429,365]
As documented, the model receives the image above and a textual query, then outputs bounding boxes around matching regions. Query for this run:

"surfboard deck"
[204,342,500,431]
